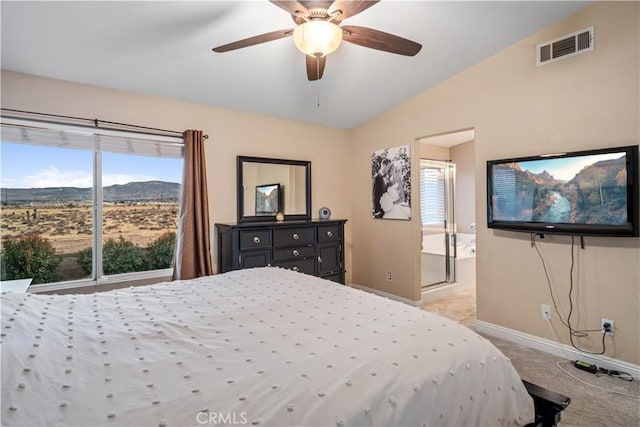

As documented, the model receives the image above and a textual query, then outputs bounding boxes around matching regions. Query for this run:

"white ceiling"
[1,1,591,130]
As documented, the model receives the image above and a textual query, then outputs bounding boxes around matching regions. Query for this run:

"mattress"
[1,267,534,426]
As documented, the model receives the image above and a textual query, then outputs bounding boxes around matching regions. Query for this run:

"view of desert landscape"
[0,200,180,283]
[0,178,182,283]
[0,202,179,254]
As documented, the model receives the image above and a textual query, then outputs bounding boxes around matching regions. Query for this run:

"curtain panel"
[174,130,213,280]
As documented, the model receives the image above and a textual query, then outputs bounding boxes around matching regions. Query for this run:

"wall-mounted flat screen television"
[487,145,639,236]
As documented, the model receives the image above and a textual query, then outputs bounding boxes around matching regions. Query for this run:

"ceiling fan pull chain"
[316,58,321,107]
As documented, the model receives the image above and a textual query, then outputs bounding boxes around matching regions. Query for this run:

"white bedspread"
[1,267,533,426]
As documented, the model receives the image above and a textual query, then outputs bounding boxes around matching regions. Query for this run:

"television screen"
[487,145,639,236]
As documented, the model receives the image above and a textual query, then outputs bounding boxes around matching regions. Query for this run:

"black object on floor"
[523,380,571,427]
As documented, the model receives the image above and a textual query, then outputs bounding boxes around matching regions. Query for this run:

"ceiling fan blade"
[329,1,379,21]
[212,29,293,53]
[306,55,326,81]
[341,25,422,56]
[269,1,309,17]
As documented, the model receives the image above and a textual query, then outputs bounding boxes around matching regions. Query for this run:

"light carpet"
[422,290,640,426]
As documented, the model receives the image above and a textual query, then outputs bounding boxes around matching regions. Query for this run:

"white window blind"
[0,118,183,159]
[420,166,445,225]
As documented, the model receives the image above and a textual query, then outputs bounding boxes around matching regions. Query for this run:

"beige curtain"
[174,129,213,280]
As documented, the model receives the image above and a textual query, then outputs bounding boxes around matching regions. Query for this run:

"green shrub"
[77,246,93,275]
[146,231,176,270]
[103,237,146,274]
[77,236,146,275]
[0,235,61,284]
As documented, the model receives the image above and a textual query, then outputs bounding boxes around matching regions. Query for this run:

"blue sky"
[1,142,182,188]
[518,152,624,181]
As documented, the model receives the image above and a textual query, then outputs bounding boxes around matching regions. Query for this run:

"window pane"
[101,153,182,275]
[0,142,93,285]
[420,167,445,225]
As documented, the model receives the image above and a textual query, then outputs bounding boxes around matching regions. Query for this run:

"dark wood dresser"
[215,220,347,284]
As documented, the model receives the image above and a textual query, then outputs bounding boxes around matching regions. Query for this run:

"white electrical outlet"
[386,271,392,281]
[541,304,552,320]
[601,318,614,336]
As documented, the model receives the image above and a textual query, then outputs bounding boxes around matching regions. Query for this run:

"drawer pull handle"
[292,233,299,240]
[292,250,300,256]
[292,267,299,272]
[253,236,261,244]
[326,231,333,237]
[318,256,323,263]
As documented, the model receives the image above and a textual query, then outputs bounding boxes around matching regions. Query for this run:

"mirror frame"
[237,156,311,223]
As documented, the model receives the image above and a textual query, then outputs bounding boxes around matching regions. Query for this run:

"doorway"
[418,129,476,312]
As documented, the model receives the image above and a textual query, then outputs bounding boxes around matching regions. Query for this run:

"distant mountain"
[2,186,92,202]
[567,157,626,188]
[103,181,180,201]
[1,181,180,204]
[522,169,561,186]
[564,156,627,224]
[502,162,522,171]
[501,163,562,186]
[491,164,562,221]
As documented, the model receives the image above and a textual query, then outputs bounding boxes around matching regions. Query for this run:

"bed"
[1,267,537,426]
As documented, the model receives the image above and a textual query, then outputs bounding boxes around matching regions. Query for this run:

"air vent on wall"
[537,26,594,66]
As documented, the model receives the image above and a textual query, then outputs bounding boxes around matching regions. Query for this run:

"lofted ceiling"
[1,1,591,130]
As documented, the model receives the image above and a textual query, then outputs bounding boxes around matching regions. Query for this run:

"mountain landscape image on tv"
[488,146,639,236]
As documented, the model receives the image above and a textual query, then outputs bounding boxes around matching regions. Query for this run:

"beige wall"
[419,142,450,161]
[349,2,639,364]
[0,71,353,281]
[451,140,475,234]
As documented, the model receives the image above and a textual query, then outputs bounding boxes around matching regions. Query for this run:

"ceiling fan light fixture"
[292,21,343,57]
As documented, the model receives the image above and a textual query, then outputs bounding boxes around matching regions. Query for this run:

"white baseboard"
[475,320,640,379]
[349,283,422,307]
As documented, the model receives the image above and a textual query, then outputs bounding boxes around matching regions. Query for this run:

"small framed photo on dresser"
[255,183,281,215]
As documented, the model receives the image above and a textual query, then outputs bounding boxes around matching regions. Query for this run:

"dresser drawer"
[216,220,346,284]
[273,227,315,247]
[318,225,340,242]
[239,230,271,250]
[239,250,271,269]
[273,245,316,261]
[273,258,316,275]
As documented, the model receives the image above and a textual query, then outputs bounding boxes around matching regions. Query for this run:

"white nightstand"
[0,278,33,293]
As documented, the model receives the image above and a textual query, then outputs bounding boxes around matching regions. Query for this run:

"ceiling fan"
[212,1,422,81]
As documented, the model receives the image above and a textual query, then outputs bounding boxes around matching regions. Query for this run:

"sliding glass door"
[420,160,456,288]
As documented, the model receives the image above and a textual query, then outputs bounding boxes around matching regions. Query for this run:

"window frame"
[0,119,183,292]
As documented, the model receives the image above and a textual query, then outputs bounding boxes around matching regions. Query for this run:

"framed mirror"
[237,156,311,223]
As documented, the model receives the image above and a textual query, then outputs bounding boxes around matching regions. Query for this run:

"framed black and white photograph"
[372,145,411,220]
[255,183,281,215]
